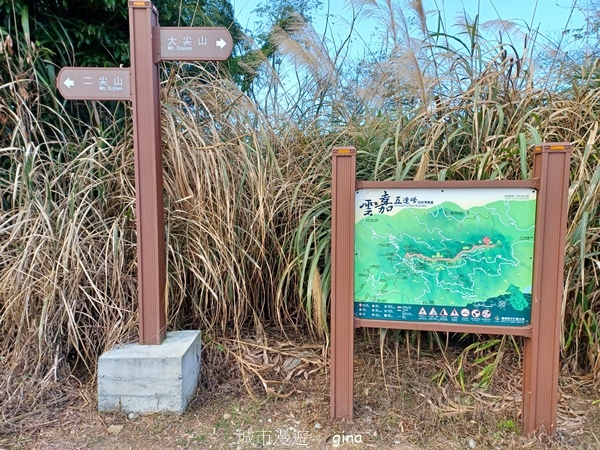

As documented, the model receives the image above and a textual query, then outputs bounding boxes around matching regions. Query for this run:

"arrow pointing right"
[63,78,75,89]
[158,27,233,61]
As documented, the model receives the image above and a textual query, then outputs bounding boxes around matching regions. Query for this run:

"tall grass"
[1,24,139,415]
[271,0,600,382]
[0,27,328,418]
[1,0,600,420]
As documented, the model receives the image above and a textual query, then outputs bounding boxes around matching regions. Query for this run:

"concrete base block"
[98,330,201,413]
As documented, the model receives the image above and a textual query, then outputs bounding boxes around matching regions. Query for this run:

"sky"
[229,0,591,100]
[231,0,589,47]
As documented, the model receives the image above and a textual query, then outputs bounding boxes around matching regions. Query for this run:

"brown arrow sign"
[57,67,132,100]
[158,27,233,61]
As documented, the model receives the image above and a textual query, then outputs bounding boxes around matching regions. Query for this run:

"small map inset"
[354,187,536,326]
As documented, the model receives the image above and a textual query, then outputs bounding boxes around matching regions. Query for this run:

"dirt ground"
[2,333,600,450]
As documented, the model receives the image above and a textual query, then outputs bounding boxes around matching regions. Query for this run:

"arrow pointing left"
[57,67,132,101]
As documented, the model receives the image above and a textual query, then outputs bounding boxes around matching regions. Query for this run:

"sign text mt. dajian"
[157,27,233,61]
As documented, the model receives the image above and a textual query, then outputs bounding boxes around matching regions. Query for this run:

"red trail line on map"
[404,243,497,263]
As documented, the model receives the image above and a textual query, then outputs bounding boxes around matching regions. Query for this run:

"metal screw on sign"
[57,0,233,345]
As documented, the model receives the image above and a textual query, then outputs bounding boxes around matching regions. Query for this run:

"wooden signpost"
[330,143,571,435]
[57,0,233,345]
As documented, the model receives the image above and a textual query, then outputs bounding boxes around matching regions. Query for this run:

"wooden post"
[58,2,233,346]
[330,146,356,419]
[522,142,571,435]
[129,1,166,345]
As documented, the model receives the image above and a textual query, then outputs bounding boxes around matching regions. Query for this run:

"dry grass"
[1,0,600,441]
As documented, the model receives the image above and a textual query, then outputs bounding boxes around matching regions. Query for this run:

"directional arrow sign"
[158,27,233,61]
[57,67,132,100]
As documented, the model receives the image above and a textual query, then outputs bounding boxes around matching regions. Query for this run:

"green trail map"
[354,187,536,326]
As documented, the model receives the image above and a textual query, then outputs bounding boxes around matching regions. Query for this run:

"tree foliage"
[0,0,245,68]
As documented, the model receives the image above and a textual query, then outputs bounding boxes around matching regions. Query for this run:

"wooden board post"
[128,1,166,345]
[522,142,572,435]
[59,1,233,345]
[330,146,357,420]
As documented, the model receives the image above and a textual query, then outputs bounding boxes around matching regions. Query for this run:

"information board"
[354,187,537,326]
[332,144,572,433]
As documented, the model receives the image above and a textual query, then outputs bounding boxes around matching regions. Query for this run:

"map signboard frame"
[354,182,536,332]
[329,144,572,437]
